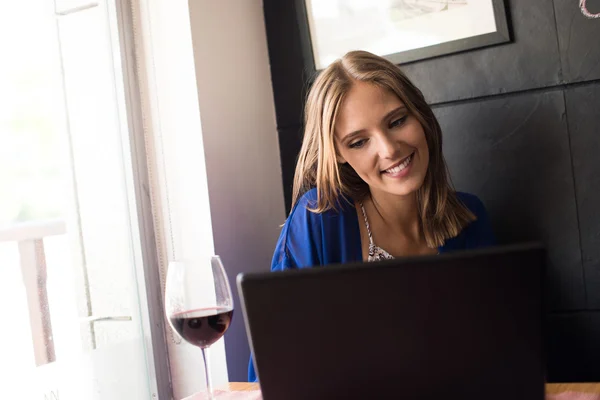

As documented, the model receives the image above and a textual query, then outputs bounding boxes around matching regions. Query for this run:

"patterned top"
[359,202,441,261]
[359,202,396,261]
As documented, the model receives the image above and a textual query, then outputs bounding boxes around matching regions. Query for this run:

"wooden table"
[546,383,600,394]
[219,383,257,391]
[222,382,600,393]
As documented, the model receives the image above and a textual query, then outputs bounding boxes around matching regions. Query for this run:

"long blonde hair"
[291,50,475,248]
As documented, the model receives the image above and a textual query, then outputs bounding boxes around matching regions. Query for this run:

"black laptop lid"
[238,244,545,400]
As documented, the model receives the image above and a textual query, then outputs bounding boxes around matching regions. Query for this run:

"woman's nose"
[376,133,400,159]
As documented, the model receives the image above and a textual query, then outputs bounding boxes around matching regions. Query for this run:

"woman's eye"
[349,139,367,149]
[390,116,408,128]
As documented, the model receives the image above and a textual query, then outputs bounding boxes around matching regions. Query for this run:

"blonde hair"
[291,50,475,248]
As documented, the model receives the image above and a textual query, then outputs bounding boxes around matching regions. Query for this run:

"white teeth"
[384,154,412,174]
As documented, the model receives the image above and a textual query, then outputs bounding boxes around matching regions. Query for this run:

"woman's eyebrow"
[340,129,365,144]
[382,106,407,122]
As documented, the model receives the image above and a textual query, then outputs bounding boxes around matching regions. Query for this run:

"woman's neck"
[366,189,422,241]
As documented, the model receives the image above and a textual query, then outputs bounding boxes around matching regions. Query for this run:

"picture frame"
[302,0,511,69]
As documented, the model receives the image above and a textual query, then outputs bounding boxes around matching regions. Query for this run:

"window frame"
[108,0,173,397]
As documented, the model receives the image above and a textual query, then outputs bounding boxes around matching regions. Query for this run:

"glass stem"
[201,346,214,400]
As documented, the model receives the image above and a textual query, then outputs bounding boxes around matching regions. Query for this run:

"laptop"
[237,243,545,400]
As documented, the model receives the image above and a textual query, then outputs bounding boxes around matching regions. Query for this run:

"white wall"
[188,0,286,382]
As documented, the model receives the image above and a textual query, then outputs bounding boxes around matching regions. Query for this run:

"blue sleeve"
[270,190,323,271]
[249,190,323,381]
[248,357,258,382]
[459,193,496,248]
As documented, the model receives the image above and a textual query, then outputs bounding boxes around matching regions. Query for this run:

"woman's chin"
[372,177,425,197]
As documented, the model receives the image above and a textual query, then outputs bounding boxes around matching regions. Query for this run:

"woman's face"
[335,81,429,198]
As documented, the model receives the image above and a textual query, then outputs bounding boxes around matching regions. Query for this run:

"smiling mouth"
[382,152,414,175]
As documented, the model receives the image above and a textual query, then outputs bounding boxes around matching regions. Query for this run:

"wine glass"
[165,256,234,399]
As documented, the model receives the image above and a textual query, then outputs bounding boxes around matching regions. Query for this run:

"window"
[0,0,168,398]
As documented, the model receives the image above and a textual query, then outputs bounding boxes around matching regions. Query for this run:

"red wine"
[170,307,233,348]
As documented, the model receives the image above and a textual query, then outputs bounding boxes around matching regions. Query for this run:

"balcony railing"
[1,218,134,368]
[0,219,66,366]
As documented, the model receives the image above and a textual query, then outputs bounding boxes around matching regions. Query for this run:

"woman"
[248,50,494,381]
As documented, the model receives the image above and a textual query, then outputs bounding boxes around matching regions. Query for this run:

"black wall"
[263,0,600,382]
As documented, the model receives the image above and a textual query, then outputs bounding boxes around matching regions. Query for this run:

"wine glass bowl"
[169,307,234,348]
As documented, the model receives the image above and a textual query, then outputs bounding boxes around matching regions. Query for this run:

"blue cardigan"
[248,189,495,381]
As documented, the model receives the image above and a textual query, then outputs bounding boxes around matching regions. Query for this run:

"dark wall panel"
[434,90,585,311]
[400,0,562,105]
[263,0,314,129]
[547,311,600,381]
[566,83,600,309]
[553,0,600,83]
[278,124,304,211]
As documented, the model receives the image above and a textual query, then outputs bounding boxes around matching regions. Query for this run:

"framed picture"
[303,0,511,69]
